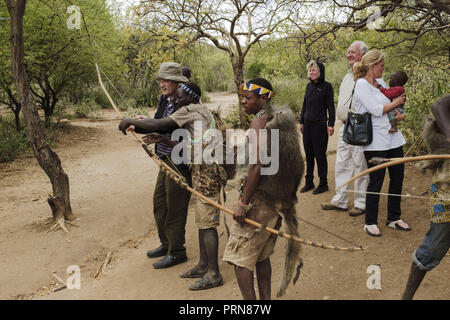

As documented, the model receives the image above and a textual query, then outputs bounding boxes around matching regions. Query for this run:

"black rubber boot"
[401,262,427,300]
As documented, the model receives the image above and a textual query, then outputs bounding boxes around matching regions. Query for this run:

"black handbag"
[343,84,373,146]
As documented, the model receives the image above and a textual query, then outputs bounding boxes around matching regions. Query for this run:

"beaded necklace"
[255,109,265,118]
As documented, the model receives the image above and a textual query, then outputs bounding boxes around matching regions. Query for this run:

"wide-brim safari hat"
[154,62,189,82]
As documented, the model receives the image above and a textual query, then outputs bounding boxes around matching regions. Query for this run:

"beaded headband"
[243,82,273,99]
[180,83,201,100]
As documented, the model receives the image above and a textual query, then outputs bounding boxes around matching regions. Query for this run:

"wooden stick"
[94,265,102,279]
[404,130,425,157]
[51,272,64,284]
[184,182,364,251]
[52,284,67,292]
[95,252,112,278]
[101,252,112,274]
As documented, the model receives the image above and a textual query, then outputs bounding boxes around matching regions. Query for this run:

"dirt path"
[0,91,448,300]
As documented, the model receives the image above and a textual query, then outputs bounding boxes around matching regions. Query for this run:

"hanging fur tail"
[276,203,303,297]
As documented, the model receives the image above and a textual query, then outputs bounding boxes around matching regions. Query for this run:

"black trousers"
[364,146,404,225]
[303,121,329,186]
[153,157,192,258]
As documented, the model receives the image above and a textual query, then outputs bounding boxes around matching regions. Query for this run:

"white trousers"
[330,125,369,209]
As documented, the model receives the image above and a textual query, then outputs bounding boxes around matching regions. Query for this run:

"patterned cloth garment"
[191,163,227,197]
[430,158,450,224]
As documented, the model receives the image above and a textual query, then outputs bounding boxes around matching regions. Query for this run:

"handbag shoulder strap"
[348,81,357,113]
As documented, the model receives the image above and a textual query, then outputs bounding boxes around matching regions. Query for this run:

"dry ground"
[0,91,448,300]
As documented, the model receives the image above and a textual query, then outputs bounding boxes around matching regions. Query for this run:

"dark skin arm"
[431,95,450,142]
[142,132,180,148]
[233,114,268,224]
[119,117,179,135]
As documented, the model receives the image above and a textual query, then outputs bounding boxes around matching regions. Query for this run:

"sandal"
[180,267,208,279]
[386,219,411,231]
[364,224,381,237]
[188,275,224,291]
[321,202,348,211]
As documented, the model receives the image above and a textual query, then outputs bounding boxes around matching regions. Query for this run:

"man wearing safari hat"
[145,62,192,269]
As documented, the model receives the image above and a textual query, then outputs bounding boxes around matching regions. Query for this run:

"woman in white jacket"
[352,50,410,237]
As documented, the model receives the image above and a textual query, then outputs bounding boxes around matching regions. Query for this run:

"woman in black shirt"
[299,61,335,194]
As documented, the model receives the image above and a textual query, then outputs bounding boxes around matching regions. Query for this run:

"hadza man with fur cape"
[223,78,304,299]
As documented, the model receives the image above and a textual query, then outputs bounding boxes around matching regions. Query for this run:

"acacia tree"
[136,0,305,127]
[23,0,123,126]
[288,0,449,55]
[4,0,73,225]
[121,25,187,107]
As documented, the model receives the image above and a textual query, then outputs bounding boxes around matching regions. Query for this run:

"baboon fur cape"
[234,102,304,297]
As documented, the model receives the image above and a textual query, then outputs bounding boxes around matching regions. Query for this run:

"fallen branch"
[95,252,112,278]
[51,271,67,292]
[51,272,64,284]
[52,284,67,292]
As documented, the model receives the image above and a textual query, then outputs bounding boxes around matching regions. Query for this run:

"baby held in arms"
[380,71,408,133]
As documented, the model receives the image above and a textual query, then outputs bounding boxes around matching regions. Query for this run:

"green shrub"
[125,106,151,118]
[92,89,111,109]
[117,97,137,111]
[246,61,266,79]
[222,104,240,128]
[74,98,101,119]
[0,118,28,163]
[222,104,253,129]
[183,49,234,92]
[201,92,211,103]
[51,98,75,122]
[271,77,308,116]
[133,87,157,108]
[400,58,449,155]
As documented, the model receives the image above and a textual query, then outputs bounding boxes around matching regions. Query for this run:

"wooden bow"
[337,154,450,191]
[96,64,364,251]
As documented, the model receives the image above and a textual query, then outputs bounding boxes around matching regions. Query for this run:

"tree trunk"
[232,59,248,129]
[13,103,21,131]
[4,85,22,130]
[5,0,73,221]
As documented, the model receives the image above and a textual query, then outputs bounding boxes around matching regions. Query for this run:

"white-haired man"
[145,62,192,269]
[321,41,369,216]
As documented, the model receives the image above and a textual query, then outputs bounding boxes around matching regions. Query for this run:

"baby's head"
[389,71,408,87]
